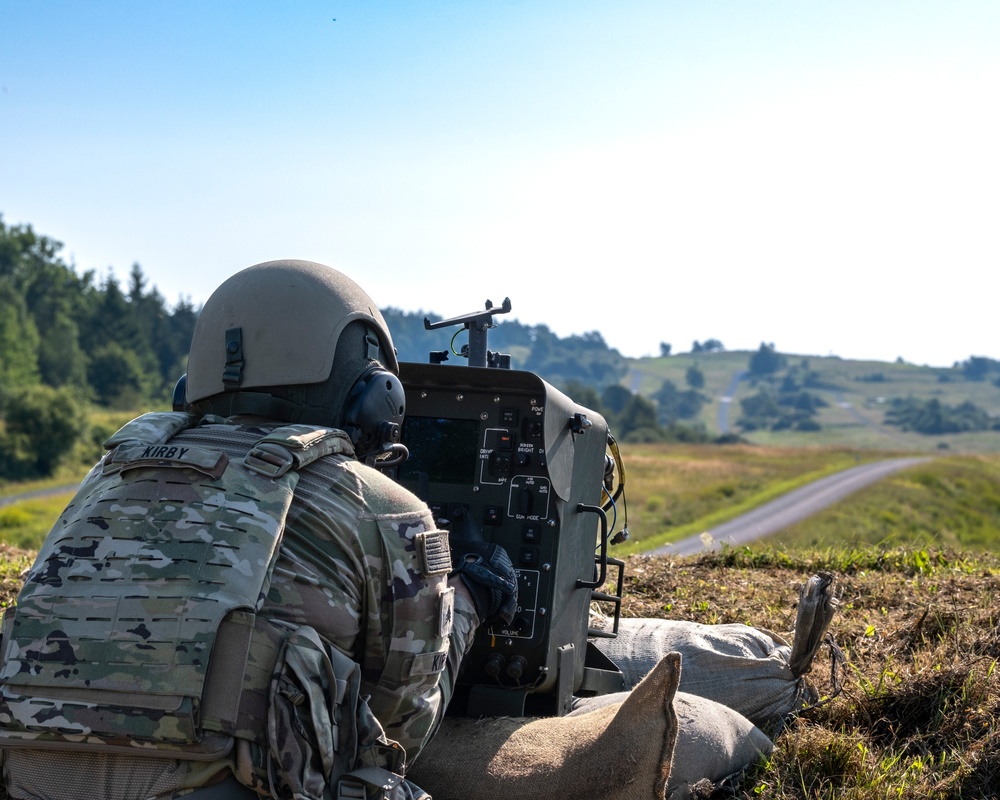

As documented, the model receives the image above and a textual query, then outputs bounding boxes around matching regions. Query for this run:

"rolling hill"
[624,349,1000,453]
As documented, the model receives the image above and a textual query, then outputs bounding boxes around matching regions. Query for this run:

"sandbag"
[668,692,774,800]
[591,573,839,727]
[408,653,681,800]
[569,688,773,800]
[592,618,807,727]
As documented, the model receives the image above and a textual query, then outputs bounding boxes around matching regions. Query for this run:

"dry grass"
[620,546,1000,799]
[0,544,33,611]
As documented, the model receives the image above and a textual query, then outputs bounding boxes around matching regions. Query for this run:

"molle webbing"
[0,414,342,757]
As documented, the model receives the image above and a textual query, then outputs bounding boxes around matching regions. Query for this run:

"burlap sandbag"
[408,653,681,800]
[668,692,773,799]
[591,572,839,728]
[592,618,805,727]
[569,689,774,799]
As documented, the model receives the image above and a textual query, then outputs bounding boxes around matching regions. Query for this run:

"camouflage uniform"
[0,412,479,799]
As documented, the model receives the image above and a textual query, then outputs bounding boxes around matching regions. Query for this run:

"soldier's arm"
[361,515,478,763]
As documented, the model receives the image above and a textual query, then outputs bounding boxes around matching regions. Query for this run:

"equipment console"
[397,361,623,717]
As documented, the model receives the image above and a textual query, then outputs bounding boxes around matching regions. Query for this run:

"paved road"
[716,369,747,434]
[646,456,931,557]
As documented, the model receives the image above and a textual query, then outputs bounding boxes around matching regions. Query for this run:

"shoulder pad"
[103,411,201,450]
[244,425,354,477]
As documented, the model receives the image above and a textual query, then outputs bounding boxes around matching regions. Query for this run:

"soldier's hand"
[448,538,518,627]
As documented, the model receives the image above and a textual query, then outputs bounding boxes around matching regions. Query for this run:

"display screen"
[399,416,480,485]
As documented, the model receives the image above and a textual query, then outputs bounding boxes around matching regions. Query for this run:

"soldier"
[0,260,517,799]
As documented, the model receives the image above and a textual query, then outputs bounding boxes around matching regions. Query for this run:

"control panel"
[397,361,617,716]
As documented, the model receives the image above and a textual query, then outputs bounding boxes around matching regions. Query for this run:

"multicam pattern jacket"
[0,412,479,799]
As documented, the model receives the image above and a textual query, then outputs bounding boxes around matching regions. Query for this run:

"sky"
[2,1,998,367]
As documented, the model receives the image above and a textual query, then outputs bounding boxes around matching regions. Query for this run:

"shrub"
[1,385,86,479]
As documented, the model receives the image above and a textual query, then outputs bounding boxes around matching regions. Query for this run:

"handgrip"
[575,503,608,590]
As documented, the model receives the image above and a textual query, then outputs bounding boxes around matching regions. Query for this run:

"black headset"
[173,359,408,466]
[342,364,407,464]
[172,374,189,412]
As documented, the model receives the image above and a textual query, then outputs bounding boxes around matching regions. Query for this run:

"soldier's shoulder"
[349,461,431,517]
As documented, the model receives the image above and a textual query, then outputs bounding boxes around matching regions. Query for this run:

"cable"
[598,490,619,552]
[604,432,630,544]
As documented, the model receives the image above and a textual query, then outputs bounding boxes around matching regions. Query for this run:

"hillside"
[625,349,1000,453]
[384,304,1000,454]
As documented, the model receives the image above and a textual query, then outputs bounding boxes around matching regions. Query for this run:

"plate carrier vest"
[0,412,343,759]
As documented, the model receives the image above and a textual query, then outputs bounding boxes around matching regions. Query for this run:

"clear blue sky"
[2,1,998,366]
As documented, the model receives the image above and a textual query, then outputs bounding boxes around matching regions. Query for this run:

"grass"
[0,470,90,553]
[0,490,77,551]
[0,544,33,611]
[0,473,86,501]
[616,443,895,554]
[620,545,1000,799]
[759,455,1000,553]
[608,445,1000,557]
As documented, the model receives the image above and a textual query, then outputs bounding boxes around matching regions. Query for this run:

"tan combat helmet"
[184,259,405,461]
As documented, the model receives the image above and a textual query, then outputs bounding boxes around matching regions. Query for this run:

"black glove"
[449,537,518,627]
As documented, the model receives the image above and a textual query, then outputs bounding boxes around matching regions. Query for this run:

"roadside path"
[646,456,931,557]
[0,483,80,508]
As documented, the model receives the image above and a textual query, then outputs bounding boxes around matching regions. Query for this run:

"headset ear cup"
[343,367,406,458]
[172,374,189,412]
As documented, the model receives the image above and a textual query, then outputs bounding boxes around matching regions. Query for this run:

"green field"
[611,443,1000,555]
[614,443,884,554]
[0,489,77,550]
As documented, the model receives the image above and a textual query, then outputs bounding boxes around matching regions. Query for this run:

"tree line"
[3,217,716,483]
[1,218,197,403]
[0,217,198,479]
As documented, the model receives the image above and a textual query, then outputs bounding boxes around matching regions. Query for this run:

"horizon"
[3,1,998,368]
[4,214,992,371]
